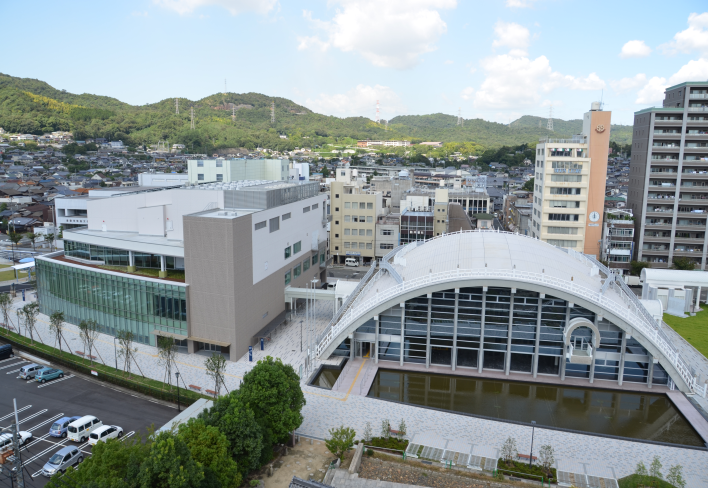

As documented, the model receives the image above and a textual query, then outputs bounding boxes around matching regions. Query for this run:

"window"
[335,207,339,212]
[216,174,223,181]
[360,216,366,222]
[303,206,310,213]
[282,212,291,221]
[344,229,350,235]
[549,200,580,208]
[284,246,291,259]
[359,242,365,249]
[255,221,266,230]
[312,203,318,209]
[312,255,318,265]
[366,243,372,249]
[335,194,340,198]
[197,161,204,167]
[335,221,339,225]
[550,187,581,195]
[303,258,310,272]
[285,270,291,285]
[335,246,339,251]
[198,174,204,181]
[359,202,366,209]
[345,202,351,209]
[367,216,373,223]
[367,203,373,209]
[340,171,346,176]
[380,243,394,250]
[551,161,583,171]
[381,229,392,236]
[294,264,301,277]
[294,241,301,253]
[344,242,351,249]
[366,229,372,236]
[216,161,223,167]
[547,239,578,248]
[335,234,339,238]
[269,217,279,232]
[344,215,351,222]
[551,174,582,182]
[548,214,579,221]
[547,227,578,235]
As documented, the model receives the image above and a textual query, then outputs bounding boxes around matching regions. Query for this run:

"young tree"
[78,319,100,365]
[116,330,138,376]
[634,460,648,484]
[49,310,66,354]
[25,232,37,251]
[363,422,372,443]
[8,231,22,261]
[45,232,55,251]
[22,302,39,345]
[397,419,407,439]
[0,292,12,330]
[538,445,555,476]
[204,352,227,397]
[666,464,686,488]
[325,425,356,461]
[239,356,306,444]
[649,455,663,481]
[500,437,518,465]
[380,419,390,439]
[157,335,177,390]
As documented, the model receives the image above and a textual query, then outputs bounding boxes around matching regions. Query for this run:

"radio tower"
[547,105,554,132]
[224,79,227,94]
[385,120,388,131]
[190,106,195,130]
[375,100,380,124]
[271,101,275,124]
[175,98,179,114]
[457,108,463,126]
[232,104,235,122]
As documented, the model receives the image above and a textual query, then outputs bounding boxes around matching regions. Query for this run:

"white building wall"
[138,173,189,187]
[187,159,289,184]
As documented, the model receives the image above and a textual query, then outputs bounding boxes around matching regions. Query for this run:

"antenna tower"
[224,79,227,94]
[190,107,195,130]
[457,108,463,126]
[232,104,235,122]
[271,101,275,124]
[375,100,380,124]
[547,105,554,132]
[175,98,179,114]
[385,120,388,131]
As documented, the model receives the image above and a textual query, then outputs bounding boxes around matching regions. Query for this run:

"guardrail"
[316,267,697,392]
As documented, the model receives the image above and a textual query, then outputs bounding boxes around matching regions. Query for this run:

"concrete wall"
[583,110,612,257]
[629,111,653,262]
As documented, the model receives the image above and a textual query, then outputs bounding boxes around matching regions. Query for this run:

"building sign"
[345,252,361,256]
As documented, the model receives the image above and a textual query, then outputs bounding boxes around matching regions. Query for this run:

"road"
[0,344,177,488]
[326,265,371,281]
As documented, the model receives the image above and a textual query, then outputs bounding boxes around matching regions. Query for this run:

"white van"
[67,415,103,443]
[345,258,358,267]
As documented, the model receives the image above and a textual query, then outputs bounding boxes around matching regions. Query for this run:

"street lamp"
[300,320,303,352]
[175,372,181,412]
[113,336,119,371]
[529,420,536,468]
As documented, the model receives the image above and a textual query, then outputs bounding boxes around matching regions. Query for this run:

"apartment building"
[531,103,611,256]
[601,209,635,273]
[628,81,708,270]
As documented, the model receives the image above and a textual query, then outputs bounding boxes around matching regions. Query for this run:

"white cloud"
[505,0,535,7]
[444,60,454,64]
[610,74,647,93]
[660,12,708,56]
[492,22,530,56]
[304,84,406,118]
[619,40,651,59]
[297,0,456,70]
[461,87,474,100]
[635,58,708,104]
[153,0,277,16]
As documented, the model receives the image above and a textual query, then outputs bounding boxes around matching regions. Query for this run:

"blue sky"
[2,0,708,125]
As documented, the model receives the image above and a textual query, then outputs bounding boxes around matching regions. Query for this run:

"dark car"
[0,344,13,360]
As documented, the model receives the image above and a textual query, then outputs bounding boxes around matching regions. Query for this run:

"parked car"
[19,363,44,380]
[42,446,83,477]
[0,344,13,360]
[35,368,64,383]
[67,415,103,443]
[88,425,123,445]
[49,416,82,438]
[0,431,32,452]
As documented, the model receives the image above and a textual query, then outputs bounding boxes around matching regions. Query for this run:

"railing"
[689,94,708,99]
[316,265,697,392]
[688,107,708,112]
[380,245,405,284]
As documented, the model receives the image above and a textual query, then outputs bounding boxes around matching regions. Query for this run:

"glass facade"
[36,258,188,345]
[64,241,181,270]
[348,286,670,387]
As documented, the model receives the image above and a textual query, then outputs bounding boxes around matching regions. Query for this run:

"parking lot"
[0,350,178,487]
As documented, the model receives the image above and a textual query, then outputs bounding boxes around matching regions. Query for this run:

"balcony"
[688,107,708,112]
[650,157,679,163]
[689,93,708,99]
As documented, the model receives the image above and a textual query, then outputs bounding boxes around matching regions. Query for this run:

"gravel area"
[358,456,492,488]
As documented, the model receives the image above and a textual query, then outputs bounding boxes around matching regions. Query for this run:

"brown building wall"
[584,110,612,257]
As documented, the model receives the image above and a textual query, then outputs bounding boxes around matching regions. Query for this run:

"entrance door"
[361,342,371,358]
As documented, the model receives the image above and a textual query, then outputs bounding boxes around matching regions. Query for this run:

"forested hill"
[0,73,633,153]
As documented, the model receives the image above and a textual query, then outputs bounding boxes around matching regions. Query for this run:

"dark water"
[311,367,343,389]
[367,369,705,447]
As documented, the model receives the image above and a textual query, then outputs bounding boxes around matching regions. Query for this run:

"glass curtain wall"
[36,259,187,345]
[65,241,180,270]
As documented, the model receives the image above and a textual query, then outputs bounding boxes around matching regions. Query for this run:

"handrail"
[316,267,697,392]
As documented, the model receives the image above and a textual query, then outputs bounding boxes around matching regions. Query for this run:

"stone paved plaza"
[7,294,708,487]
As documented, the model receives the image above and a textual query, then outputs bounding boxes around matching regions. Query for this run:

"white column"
[561,302,572,381]
[374,315,379,364]
[478,287,487,374]
[505,289,515,375]
[159,255,167,277]
[452,289,459,371]
[618,332,628,386]
[128,251,135,271]
[399,303,405,366]
[648,353,655,388]
[532,293,544,378]
[425,294,432,369]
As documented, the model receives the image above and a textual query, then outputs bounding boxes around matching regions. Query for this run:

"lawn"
[0,263,29,282]
[663,304,708,358]
[618,474,677,488]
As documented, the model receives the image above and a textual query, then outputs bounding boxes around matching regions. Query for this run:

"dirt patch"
[265,438,336,488]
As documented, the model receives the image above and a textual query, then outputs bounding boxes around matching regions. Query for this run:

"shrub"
[367,436,409,452]
[496,459,556,483]
[366,449,373,456]
[325,425,356,461]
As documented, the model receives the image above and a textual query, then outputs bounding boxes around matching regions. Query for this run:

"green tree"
[137,431,205,488]
[25,232,37,251]
[325,425,356,460]
[666,464,686,488]
[538,444,555,476]
[204,352,227,396]
[22,302,39,345]
[672,257,696,270]
[500,437,517,465]
[178,418,242,488]
[49,310,66,354]
[630,260,650,276]
[649,456,663,482]
[238,356,305,444]
[78,319,100,365]
[0,203,7,212]
[0,293,12,330]
[321,166,330,178]
[199,391,264,476]
[522,178,534,192]
[634,460,648,485]
[45,232,55,251]
[8,231,22,259]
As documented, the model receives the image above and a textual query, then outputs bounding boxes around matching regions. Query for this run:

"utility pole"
[232,104,235,123]
[190,107,195,130]
[271,101,275,125]
[11,398,26,488]
[175,98,179,114]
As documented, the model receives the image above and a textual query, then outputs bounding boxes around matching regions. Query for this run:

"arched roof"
[316,231,698,393]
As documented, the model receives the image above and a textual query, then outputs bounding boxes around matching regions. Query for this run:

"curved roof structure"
[316,230,698,393]
[641,268,708,287]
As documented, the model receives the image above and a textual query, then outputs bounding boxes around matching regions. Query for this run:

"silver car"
[42,446,83,477]
[19,363,44,380]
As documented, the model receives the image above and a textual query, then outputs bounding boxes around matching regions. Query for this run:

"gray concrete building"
[628,81,708,270]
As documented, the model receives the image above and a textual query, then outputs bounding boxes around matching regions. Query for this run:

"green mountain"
[0,73,633,153]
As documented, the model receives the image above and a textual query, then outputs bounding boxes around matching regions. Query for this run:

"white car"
[0,431,32,451]
[88,425,123,445]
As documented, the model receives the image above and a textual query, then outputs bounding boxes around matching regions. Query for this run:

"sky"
[2,0,708,126]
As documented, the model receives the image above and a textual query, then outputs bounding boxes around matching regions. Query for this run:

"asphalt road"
[0,346,177,488]
[326,265,371,281]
